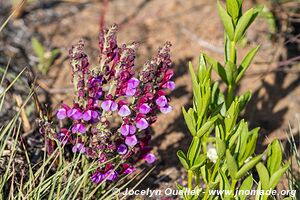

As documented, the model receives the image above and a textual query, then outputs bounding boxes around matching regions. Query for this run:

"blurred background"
[0,0,299,193]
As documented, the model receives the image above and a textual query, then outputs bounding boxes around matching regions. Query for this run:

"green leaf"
[238,91,252,111]
[176,182,184,190]
[226,150,238,179]
[204,54,228,84]
[225,61,237,85]
[239,174,253,200]
[217,1,235,41]
[224,100,239,135]
[196,116,218,137]
[190,154,206,170]
[234,8,254,42]
[269,162,289,189]
[267,139,282,176]
[226,0,240,24]
[235,154,263,179]
[219,169,231,198]
[187,137,201,166]
[216,137,226,158]
[198,54,207,82]
[201,165,210,184]
[256,162,270,190]
[241,128,258,163]
[182,107,197,136]
[177,150,190,170]
[32,37,45,59]
[236,45,260,82]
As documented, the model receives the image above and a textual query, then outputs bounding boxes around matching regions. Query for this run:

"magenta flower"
[72,143,85,153]
[164,81,176,90]
[44,26,174,184]
[117,144,127,155]
[106,170,118,181]
[136,118,149,130]
[120,124,136,136]
[56,107,68,120]
[91,171,104,184]
[82,110,98,121]
[71,123,86,134]
[139,103,151,114]
[155,96,167,107]
[101,100,118,112]
[125,77,140,96]
[67,108,82,120]
[118,105,131,117]
[125,87,136,96]
[125,135,138,147]
[160,105,172,114]
[144,153,156,164]
[127,77,140,88]
[123,164,136,174]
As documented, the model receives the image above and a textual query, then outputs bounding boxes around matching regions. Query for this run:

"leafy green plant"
[31,37,60,75]
[177,1,290,199]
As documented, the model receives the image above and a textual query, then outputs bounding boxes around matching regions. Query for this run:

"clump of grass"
[284,121,300,199]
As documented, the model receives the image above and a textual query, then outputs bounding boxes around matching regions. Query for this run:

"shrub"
[177,1,290,199]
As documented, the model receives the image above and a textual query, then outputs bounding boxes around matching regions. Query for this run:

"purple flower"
[136,118,149,130]
[57,108,68,120]
[72,143,85,153]
[164,81,176,90]
[71,123,86,134]
[125,77,140,96]
[124,166,136,174]
[160,105,172,114]
[127,77,140,88]
[125,87,137,96]
[82,110,98,121]
[117,144,127,155]
[105,170,118,181]
[139,103,151,114]
[125,135,138,147]
[155,96,167,107]
[92,171,104,184]
[120,124,136,136]
[144,153,156,164]
[101,100,118,112]
[118,105,131,117]
[67,108,82,120]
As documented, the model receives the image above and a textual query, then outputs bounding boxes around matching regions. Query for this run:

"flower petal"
[155,96,167,107]
[118,105,131,117]
[125,135,137,147]
[144,153,156,164]
[136,118,149,130]
[139,103,151,114]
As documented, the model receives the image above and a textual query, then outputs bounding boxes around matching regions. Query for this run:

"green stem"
[203,185,210,200]
[230,41,236,64]
[188,170,193,190]
[203,159,220,200]
[226,84,235,108]
[230,179,237,198]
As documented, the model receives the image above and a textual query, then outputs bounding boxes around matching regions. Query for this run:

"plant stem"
[203,160,220,200]
[226,84,235,107]
[203,185,210,200]
[188,170,193,190]
[230,179,237,198]
[230,41,236,64]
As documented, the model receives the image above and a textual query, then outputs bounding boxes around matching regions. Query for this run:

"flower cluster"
[42,24,174,183]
